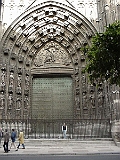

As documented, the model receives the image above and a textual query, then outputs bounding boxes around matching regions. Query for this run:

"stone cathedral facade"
[0,0,120,139]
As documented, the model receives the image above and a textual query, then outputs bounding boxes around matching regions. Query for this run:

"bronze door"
[32,76,73,119]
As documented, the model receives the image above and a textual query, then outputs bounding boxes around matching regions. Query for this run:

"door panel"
[32,77,73,119]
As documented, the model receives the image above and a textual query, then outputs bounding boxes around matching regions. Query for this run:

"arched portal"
[0,1,105,121]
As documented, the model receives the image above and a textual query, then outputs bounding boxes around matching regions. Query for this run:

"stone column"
[0,0,4,40]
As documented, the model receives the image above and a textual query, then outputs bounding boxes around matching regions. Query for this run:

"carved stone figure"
[89,95,95,107]
[82,94,87,108]
[16,97,21,109]
[9,72,14,85]
[0,92,5,108]
[25,76,29,88]
[18,75,22,86]
[8,94,13,106]
[24,96,29,109]
[1,71,5,85]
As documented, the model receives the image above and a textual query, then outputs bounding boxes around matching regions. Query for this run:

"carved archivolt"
[0,1,109,120]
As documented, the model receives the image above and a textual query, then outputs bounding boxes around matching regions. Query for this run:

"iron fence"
[0,119,112,139]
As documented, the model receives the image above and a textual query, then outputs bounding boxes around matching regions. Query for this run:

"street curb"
[0,152,120,156]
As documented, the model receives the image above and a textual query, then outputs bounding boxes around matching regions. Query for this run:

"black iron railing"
[0,119,112,139]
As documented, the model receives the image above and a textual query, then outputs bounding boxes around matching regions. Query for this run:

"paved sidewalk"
[0,139,120,155]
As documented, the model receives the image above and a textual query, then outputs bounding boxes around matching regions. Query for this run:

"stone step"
[23,138,115,146]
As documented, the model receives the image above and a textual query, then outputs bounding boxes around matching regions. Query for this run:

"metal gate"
[0,119,111,139]
[32,76,73,119]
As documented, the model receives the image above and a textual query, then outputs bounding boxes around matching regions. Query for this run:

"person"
[3,129,9,153]
[0,128,3,148]
[62,123,67,139]
[10,129,18,151]
[17,129,25,149]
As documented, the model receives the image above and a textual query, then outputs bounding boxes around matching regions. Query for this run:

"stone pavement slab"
[0,139,120,155]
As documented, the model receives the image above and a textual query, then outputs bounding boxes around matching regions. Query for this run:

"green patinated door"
[32,76,73,119]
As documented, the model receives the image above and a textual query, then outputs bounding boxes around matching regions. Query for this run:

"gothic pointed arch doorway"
[0,1,98,120]
[0,1,112,138]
